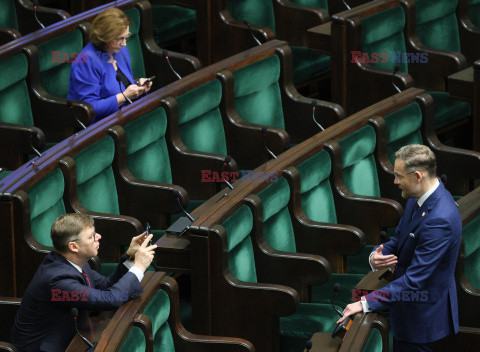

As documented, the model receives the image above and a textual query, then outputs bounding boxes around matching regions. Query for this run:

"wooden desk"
[66,271,166,351]
[307,22,332,55]
[448,65,479,150]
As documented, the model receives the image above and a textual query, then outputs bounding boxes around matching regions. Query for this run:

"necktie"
[411,202,420,221]
[82,270,92,287]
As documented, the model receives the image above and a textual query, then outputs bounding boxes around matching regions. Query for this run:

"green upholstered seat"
[469,0,480,27]
[461,214,480,290]
[124,8,147,79]
[337,125,380,274]
[0,53,34,126]
[0,0,19,29]
[151,4,196,44]
[27,168,66,247]
[227,0,330,84]
[0,170,12,180]
[175,79,227,155]
[296,150,365,302]
[120,289,175,352]
[289,0,328,8]
[222,204,341,352]
[361,5,471,130]
[37,30,83,98]
[232,55,286,129]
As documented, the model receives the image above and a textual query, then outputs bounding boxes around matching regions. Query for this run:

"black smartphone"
[142,76,156,85]
[146,223,152,245]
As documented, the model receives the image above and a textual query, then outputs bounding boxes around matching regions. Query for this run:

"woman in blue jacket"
[67,8,152,123]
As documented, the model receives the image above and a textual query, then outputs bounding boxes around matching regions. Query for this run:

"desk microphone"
[161,49,182,80]
[71,308,97,351]
[221,156,234,190]
[312,100,325,131]
[243,20,262,46]
[392,65,402,93]
[331,283,352,338]
[67,100,87,130]
[262,126,277,159]
[33,0,45,29]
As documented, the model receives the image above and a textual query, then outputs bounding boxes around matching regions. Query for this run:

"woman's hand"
[137,78,153,93]
[124,84,147,100]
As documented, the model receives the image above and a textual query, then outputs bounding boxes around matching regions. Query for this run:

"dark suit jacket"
[10,252,143,352]
[365,181,462,343]
[67,42,135,122]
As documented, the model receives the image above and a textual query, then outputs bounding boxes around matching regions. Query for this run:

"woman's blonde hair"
[89,8,131,49]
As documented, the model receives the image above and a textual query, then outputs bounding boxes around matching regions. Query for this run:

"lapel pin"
[409,233,415,238]
[421,212,426,217]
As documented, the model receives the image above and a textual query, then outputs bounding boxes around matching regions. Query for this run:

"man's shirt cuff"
[361,297,372,312]
[123,261,144,282]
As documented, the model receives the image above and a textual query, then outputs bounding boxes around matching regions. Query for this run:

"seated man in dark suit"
[10,213,157,352]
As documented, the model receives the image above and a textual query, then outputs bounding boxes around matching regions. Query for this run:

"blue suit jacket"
[67,42,135,123]
[10,252,143,352]
[365,181,462,343]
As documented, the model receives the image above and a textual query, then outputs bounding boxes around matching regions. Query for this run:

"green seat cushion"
[0,170,12,180]
[348,245,375,274]
[338,125,381,197]
[0,0,18,29]
[297,150,337,223]
[289,0,328,9]
[143,289,175,352]
[124,107,172,184]
[124,8,146,78]
[27,168,66,247]
[462,214,480,289]
[233,55,285,129]
[279,302,339,352]
[291,46,331,84]
[227,0,275,31]
[383,102,423,164]
[176,79,227,155]
[258,177,296,253]
[361,329,384,352]
[427,91,471,129]
[223,205,257,283]
[311,273,364,305]
[0,53,34,126]
[469,0,480,27]
[152,5,196,43]
[415,0,461,52]
[37,30,83,97]
[120,326,146,352]
[361,6,408,73]
[73,136,120,214]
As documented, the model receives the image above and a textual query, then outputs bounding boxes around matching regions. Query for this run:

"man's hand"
[126,232,149,258]
[336,301,363,325]
[133,234,157,272]
[370,244,398,270]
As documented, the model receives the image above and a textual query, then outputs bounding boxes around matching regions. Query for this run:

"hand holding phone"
[138,76,155,86]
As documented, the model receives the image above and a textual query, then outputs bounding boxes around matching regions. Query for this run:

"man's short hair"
[51,214,94,253]
[89,8,131,49]
[394,144,437,177]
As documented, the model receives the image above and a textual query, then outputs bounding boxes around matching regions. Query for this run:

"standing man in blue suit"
[10,213,157,352]
[337,144,462,352]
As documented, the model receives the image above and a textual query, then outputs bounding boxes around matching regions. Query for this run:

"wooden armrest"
[325,141,403,244]
[457,0,480,65]
[0,342,18,352]
[0,28,21,46]
[340,312,389,352]
[0,122,45,154]
[218,70,291,169]
[274,0,330,46]
[161,276,255,351]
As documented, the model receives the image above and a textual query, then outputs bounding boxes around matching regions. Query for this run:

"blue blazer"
[67,42,135,123]
[365,181,462,343]
[10,251,143,352]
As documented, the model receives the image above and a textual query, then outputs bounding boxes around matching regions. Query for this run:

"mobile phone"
[142,76,156,85]
[146,223,152,245]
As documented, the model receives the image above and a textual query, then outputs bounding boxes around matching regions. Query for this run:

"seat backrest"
[175,79,228,155]
[338,125,381,197]
[257,177,296,252]
[120,289,175,352]
[461,214,480,290]
[382,102,423,164]
[123,107,172,183]
[227,0,276,31]
[414,0,461,52]
[222,204,257,283]
[0,53,34,126]
[360,5,408,73]
[37,29,84,98]
[288,0,328,9]
[0,0,18,29]
[469,0,480,27]
[72,135,120,214]
[26,168,66,247]
[124,7,147,79]
[232,54,286,130]
[296,150,337,223]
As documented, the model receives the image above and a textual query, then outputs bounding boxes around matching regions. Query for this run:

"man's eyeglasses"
[115,33,132,44]
[394,170,416,181]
